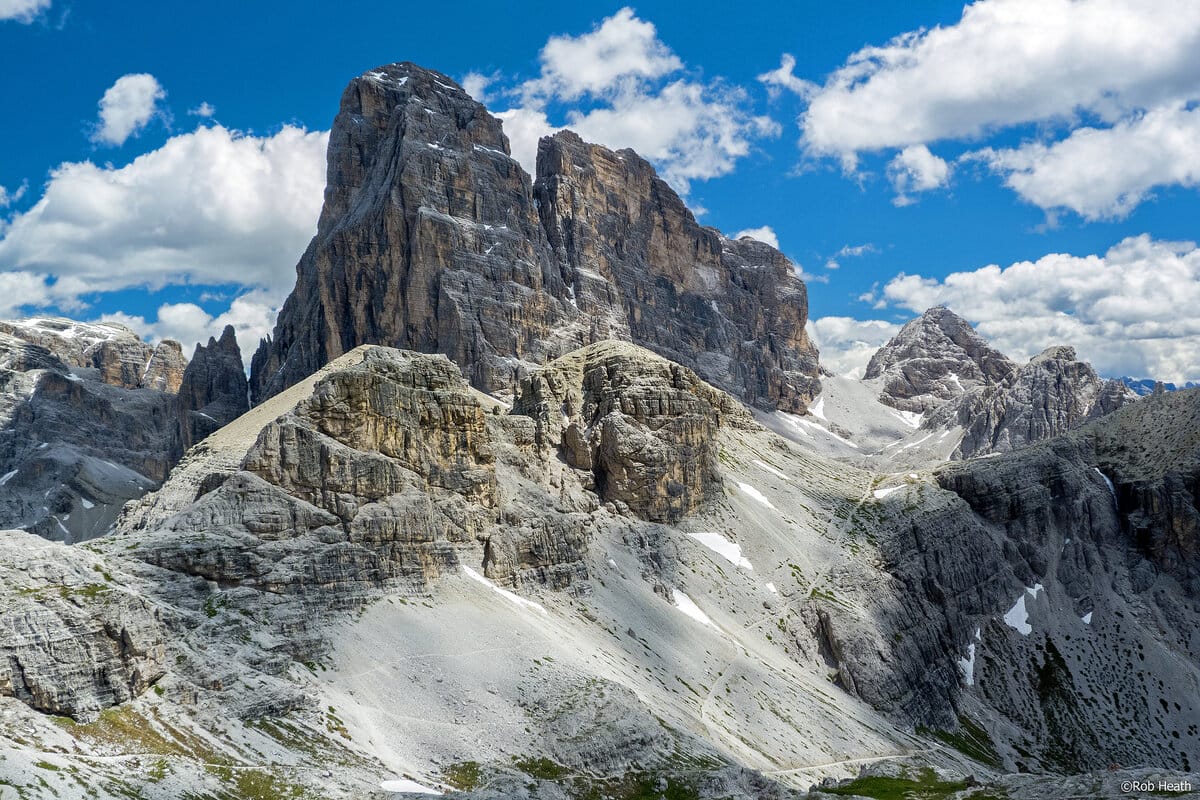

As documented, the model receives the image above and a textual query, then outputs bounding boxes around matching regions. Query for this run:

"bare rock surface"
[931,344,1136,458]
[0,326,179,542]
[249,63,820,412]
[864,306,1015,413]
[177,324,249,452]
[0,529,165,721]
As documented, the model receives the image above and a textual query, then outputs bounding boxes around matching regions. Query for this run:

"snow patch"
[80,498,95,509]
[810,397,827,420]
[687,531,753,570]
[890,409,922,429]
[765,582,777,594]
[461,566,546,614]
[1081,611,1093,625]
[736,482,776,510]
[785,416,860,449]
[380,778,439,795]
[1094,468,1117,502]
[0,470,16,486]
[957,643,977,686]
[1003,593,1035,635]
[752,459,790,481]
[872,485,904,500]
[672,589,714,627]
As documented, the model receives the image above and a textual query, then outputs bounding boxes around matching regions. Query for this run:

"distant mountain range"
[1119,376,1200,395]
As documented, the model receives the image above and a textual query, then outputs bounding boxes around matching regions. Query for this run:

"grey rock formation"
[0,317,185,392]
[249,62,819,412]
[933,345,1136,458]
[0,529,165,721]
[513,340,754,522]
[0,325,180,542]
[534,131,820,412]
[177,324,249,451]
[819,388,1200,773]
[864,306,1015,412]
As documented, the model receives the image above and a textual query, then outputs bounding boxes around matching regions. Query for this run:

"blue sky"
[2,0,1199,381]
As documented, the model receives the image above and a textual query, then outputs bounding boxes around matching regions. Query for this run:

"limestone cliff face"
[816,389,1200,772]
[0,529,165,721]
[177,325,249,451]
[534,132,819,412]
[249,63,569,403]
[250,63,820,413]
[934,345,1135,458]
[863,306,1015,413]
[0,329,178,542]
[512,341,753,522]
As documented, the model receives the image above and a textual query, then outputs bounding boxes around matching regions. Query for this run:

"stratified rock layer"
[0,324,180,541]
[513,340,753,522]
[0,529,165,721]
[534,131,819,412]
[932,345,1134,458]
[250,63,819,412]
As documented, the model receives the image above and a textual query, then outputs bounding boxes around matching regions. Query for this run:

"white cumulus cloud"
[807,316,902,378]
[778,0,1200,214]
[494,8,778,193]
[888,145,951,205]
[92,73,167,147]
[799,0,1200,159]
[876,235,1200,382]
[102,289,279,368]
[0,124,329,312]
[520,7,682,104]
[188,101,216,118]
[974,102,1200,219]
[757,53,817,100]
[0,0,50,22]
[732,226,780,249]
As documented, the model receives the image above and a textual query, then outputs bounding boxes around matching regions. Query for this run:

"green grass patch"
[442,761,482,791]
[818,769,977,799]
[515,756,569,780]
[919,716,1003,769]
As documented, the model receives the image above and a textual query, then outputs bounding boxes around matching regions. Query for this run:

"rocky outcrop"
[249,63,819,413]
[864,306,1015,413]
[0,529,166,721]
[0,330,179,541]
[0,317,185,392]
[934,346,1135,458]
[177,325,249,451]
[820,389,1200,773]
[513,341,753,522]
[534,131,819,412]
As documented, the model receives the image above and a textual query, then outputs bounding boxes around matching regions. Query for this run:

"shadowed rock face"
[177,325,249,452]
[534,131,820,413]
[0,327,179,541]
[250,62,820,413]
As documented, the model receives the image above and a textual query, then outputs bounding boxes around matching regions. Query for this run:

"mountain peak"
[250,62,820,413]
[863,305,1015,412]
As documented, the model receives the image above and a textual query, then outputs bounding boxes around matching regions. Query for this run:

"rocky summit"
[863,305,1015,413]
[176,324,249,453]
[250,63,820,413]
